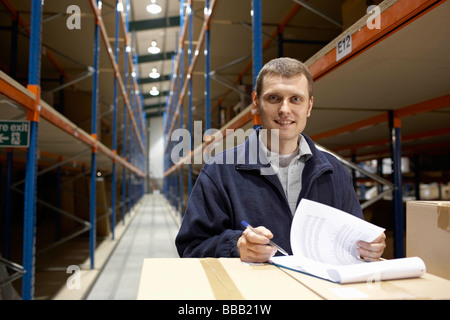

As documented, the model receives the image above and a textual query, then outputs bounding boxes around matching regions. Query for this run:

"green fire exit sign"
[0,120,30,148]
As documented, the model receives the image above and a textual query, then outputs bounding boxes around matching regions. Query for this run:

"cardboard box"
[137,258,450,300]
[407,201,450,280]
[137,258,320,300]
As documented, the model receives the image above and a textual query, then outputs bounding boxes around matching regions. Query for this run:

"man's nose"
[279,99,290,114]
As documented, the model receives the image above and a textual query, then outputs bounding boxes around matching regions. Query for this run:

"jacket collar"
[235,127,333,176]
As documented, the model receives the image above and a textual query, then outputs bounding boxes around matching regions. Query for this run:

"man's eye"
[291,97,303,103]
[269,96,280,102]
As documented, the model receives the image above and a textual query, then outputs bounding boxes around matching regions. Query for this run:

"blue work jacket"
[175,128,363,258]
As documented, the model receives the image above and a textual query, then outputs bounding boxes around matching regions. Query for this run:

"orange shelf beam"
[333,126,450,154]
[0,71,145,177]
[308,0,445,81]
[311,94,450,143]
[311,113,389,142]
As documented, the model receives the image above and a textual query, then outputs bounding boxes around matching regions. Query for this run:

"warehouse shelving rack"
[0,0,147,299]
[162,0,217,213]
[162,0,450,261]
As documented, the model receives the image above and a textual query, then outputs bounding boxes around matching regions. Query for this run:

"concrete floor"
[85,193,180,300]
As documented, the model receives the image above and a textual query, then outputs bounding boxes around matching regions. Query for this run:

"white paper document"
[271,199,426,283]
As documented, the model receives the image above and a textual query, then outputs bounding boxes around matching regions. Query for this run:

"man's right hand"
[237,226,277,263]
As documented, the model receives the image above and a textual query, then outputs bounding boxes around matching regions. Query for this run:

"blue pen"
[241,220,289,256]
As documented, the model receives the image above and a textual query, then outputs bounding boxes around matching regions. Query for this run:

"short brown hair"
[255,57,313,99]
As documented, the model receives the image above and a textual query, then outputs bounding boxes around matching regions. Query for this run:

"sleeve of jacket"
[175,166,242,258]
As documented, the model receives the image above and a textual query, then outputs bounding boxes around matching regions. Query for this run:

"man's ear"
[307,96,314,117]
[252,91,260,114]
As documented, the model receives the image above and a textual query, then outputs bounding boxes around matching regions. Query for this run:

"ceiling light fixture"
[150,87,159,96]
[117,1,124,12]
[148,40,160,54]
[147,0,162,14]
[149,68,160,79]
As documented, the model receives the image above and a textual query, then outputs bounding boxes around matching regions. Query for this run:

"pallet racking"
[0,0,147,299]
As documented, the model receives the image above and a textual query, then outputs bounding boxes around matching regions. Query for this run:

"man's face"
[253,74,313,153]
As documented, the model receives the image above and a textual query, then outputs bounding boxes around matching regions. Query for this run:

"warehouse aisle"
[85,193,180,300]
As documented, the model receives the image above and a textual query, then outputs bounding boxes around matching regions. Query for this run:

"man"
[175,57,385,263]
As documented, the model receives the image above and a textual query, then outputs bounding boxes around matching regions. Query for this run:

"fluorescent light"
[147,0,162,14]
[117,1,124,12]
[150,87,159,96]
[148,40,160,54]
[149,68,160,79]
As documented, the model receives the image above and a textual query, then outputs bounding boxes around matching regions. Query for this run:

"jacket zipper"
[236,165,292,219]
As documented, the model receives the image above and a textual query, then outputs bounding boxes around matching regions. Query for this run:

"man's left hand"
[357,232,386,262]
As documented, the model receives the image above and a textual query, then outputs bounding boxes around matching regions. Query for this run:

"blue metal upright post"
[413,154,421,200]
[188,0,193,196]
[22,119,39,300]
[173,38,179,210]
[128,104,133,209]
[389,110,405,258]
[22,0,43,300]
[27,0,42,86]
[122,0,130,224]
[111,0,121,240]
[252,0,263,129]
[89,0,101,269]
[127,42,136,212]
[122,114,128,223]
[179,1,185,215]
[277,28,284,57]
[205,0,211,131]
[163,54,175,200]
